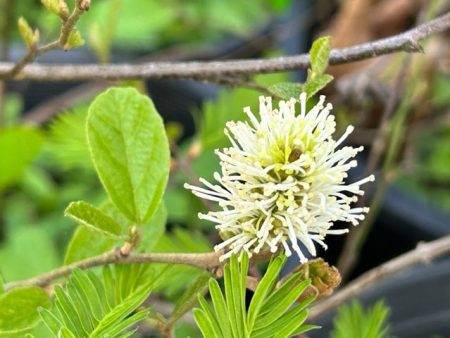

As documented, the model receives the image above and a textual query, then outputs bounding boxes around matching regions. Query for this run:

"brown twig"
[4,248,279,292]
[4,250,223,291]
[310,235,450,320]
[0,12,449,81]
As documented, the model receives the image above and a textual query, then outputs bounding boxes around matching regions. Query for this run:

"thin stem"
[4,248,278,291]
[310,235,450,320]
[0,12,449,81]
[4,250,223,291]
[4,0,88,79]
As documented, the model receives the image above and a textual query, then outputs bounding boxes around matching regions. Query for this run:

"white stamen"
[186,93,374,262]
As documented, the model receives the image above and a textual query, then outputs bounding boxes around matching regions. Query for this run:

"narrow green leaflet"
[40,268,157,337]
[0,287,51,334]
[255,279,311,328]
[59,327,77,338]
[268,82,303,100]
[309,36,331,76]
[65,201,122,237]
[208,279,231,338]
[194,253,317,338]
[247,256,285,332]
[87,87,170,224]
[193,308,217,338]
[261,307,309,338]
[197,297,222,336]
[229,254,246,336]
[0,127,44,192]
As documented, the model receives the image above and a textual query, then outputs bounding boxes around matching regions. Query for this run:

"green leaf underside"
[194,254,317,338]
[268,82,303,100]
[40,267,160,337]
[87,87,170,224]
[0,287,51,333]
[65,201,122,237]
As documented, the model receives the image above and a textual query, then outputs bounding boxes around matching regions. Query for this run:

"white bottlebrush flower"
[185,93,375,262]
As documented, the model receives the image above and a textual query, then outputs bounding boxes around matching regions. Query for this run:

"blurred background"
[0,0,449,337]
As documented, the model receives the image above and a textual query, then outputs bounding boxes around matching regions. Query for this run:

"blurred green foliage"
[331,300,392,338]
[7,0,292,55]
[0,127,44,192]
[397,72,450,211]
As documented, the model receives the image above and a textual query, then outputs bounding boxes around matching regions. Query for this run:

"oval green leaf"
[86,87,170,224]
[309,36,331,76]
[65,200,122,237]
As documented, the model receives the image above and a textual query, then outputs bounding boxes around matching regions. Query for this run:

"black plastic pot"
[347,168,450,278]
[310,256,450,338]
[381,185,450,240]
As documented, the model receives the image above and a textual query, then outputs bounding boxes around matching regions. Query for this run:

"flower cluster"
[185,93,374,262]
